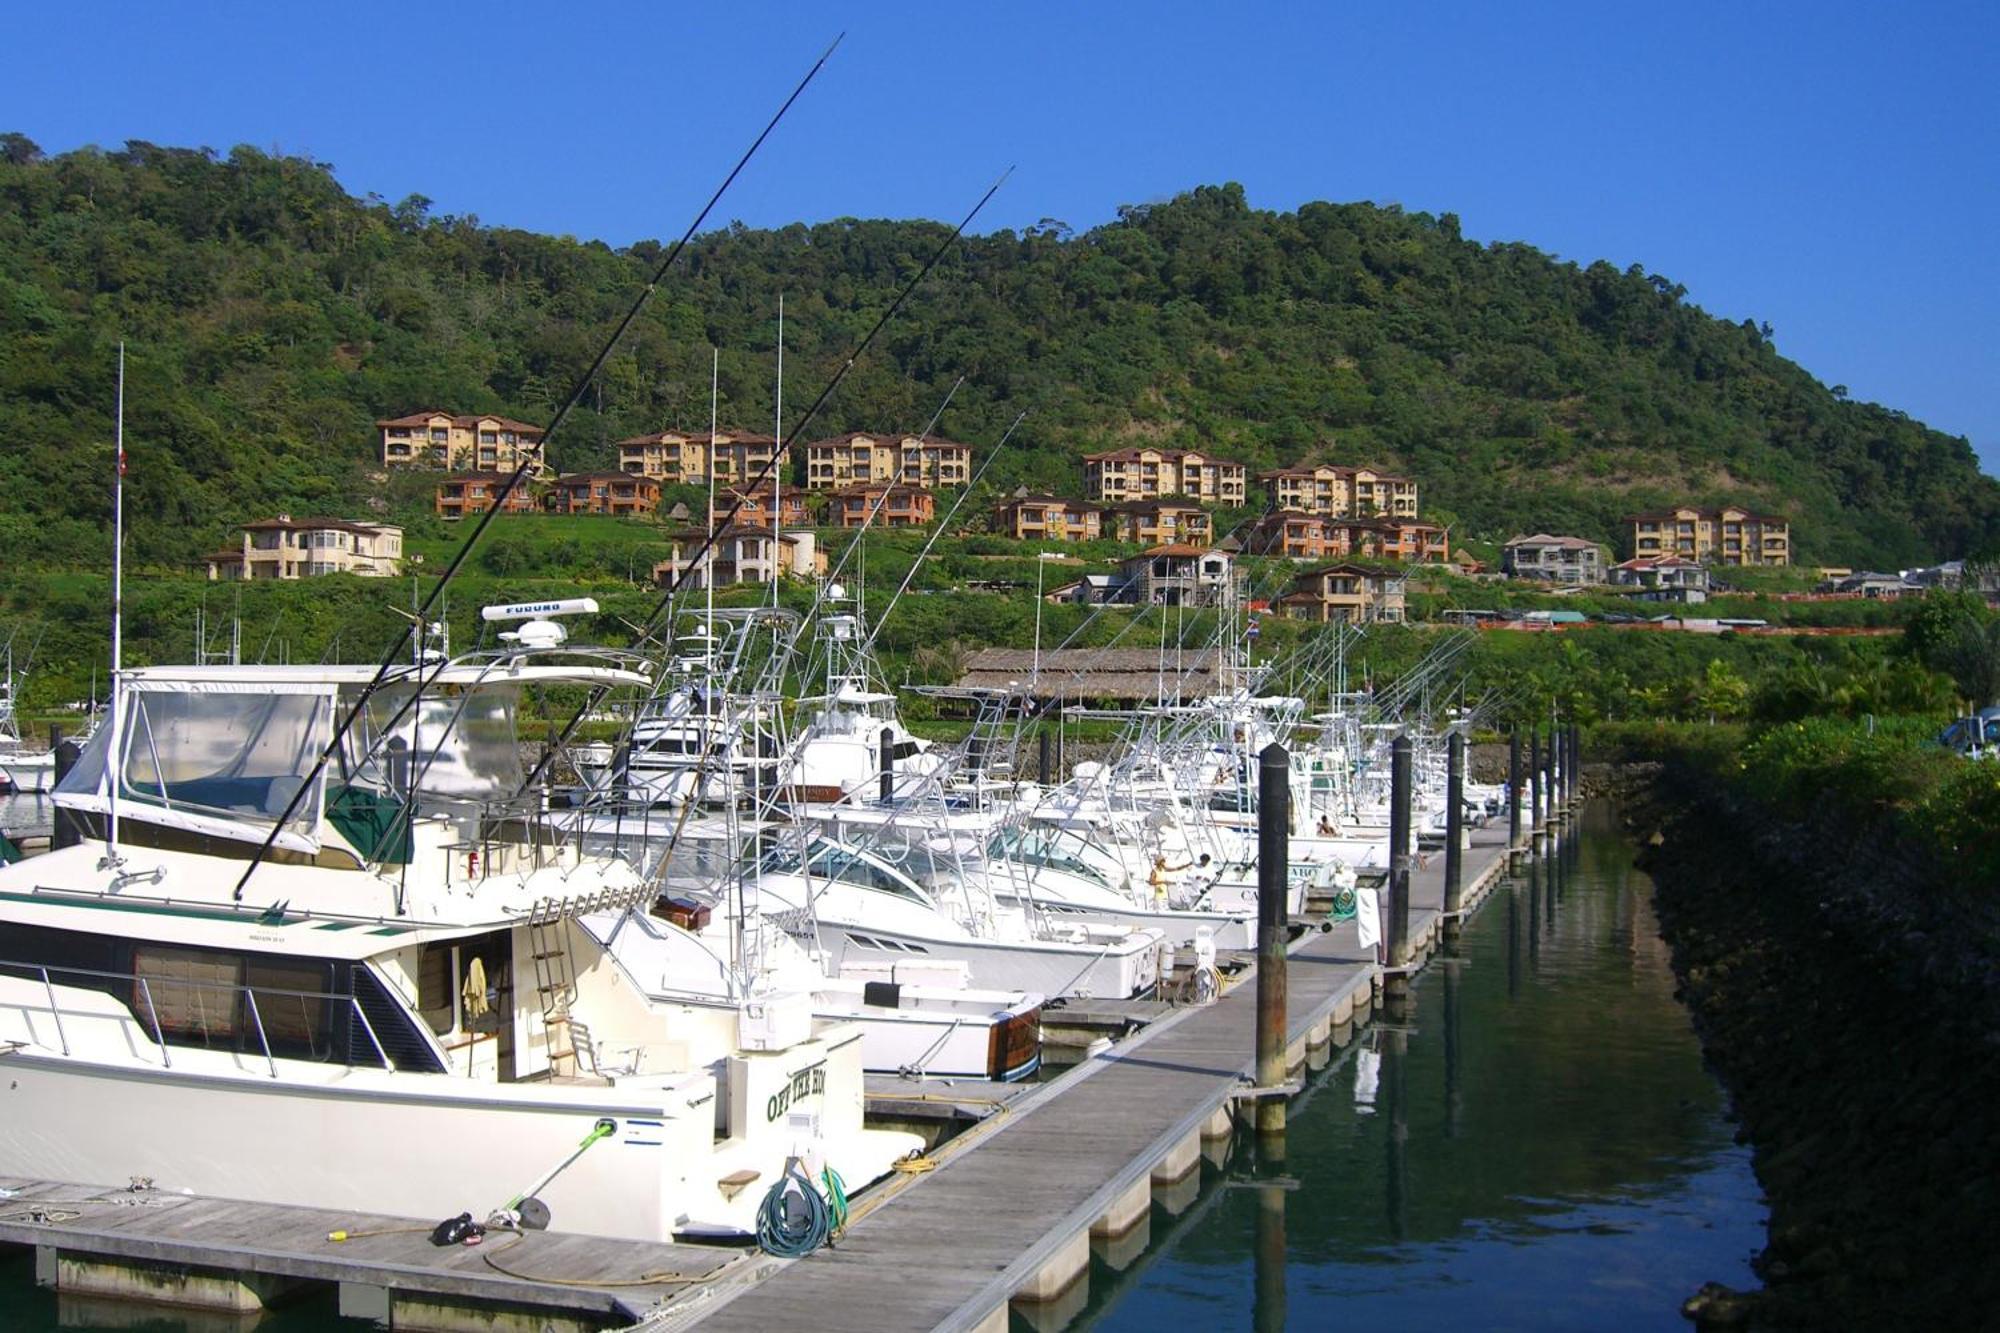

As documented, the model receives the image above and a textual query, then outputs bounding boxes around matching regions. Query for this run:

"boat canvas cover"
[57,679,335,853]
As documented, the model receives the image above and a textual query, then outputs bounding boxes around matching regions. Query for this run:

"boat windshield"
[341,684,522,800]
[759,835,931,905]
[988,829,1112,887]
[91,687,330,831]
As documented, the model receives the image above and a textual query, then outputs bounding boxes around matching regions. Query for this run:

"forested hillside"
[2,133,1993,568]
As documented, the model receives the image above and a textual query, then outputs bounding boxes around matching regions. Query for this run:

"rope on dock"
[477,1228,734,1288]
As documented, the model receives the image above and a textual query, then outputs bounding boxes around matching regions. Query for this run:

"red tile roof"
[377,411,543,434]
[239,516,389,535]
[621,429,780,445]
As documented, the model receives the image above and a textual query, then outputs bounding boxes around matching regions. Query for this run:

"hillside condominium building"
[378,412,547,474]
[617,430,780,487]
[803,433,973,490]
[1627,506,1791,566]
[1082,448,1248,506]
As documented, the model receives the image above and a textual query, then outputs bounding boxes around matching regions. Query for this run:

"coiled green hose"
[757,1159,832,1258]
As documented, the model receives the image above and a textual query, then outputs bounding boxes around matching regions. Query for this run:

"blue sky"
[7,2,1996,470]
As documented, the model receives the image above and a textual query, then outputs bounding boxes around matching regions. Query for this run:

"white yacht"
[0,651,55,795]
[0,635,919,1243]
[753,830,1164,1000]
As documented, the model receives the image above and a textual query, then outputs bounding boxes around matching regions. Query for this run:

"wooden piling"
[1387,734,1413,989]
[52,738,82,849]
[1444,730,1465,914]
[1507,729,1523,852]
[1546,721,1560,820]
[1255,742,1290,1140]
[1530,729,1544,836]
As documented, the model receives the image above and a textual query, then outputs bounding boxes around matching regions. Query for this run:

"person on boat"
[1317,815,1337,837]
[1148,853,1196,903]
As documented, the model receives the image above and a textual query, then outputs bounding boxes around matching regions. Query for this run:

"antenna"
[482,598,599,652]
[103,342,126,871]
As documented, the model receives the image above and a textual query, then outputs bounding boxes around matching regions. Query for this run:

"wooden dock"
[0,1177,749,1330]
[670,822,1521,1333]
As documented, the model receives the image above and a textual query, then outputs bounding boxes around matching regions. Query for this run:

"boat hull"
[0,980,914,1241]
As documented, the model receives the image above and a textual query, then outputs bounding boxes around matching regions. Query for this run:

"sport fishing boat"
[0,607,920,1243]
[551,810,1045,1081]
[751,827,1165,999]
[0,649,55,795]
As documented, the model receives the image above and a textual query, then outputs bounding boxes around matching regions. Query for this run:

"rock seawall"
[1628,764,2000,1329]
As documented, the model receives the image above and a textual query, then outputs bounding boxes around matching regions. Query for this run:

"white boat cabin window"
[0,924,445,1073]
[134,945,331,1051]
[117,690,329,829]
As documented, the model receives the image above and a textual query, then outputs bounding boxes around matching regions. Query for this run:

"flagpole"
[104,343,126,869]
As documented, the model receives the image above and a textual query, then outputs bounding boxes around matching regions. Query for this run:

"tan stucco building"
[803,433,972,491]
[1276,564,1408,624]
[206,516,403,581]
[1260,463,1418,519]
[1082,448,1248,505]
[993,495,1104,543]
[1627,506,1791,566]
[378,412,546,474]
[617,430,781,486]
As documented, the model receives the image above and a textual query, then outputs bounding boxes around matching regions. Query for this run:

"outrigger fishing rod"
[519,165,1015,792]
[232,34,848,900]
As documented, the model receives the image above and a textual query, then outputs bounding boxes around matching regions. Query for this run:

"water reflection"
[0,793,53,842]
[1072,803,1764,1332]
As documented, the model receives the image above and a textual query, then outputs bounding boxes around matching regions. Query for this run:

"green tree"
[1693,658,1751,723]
[1933,616,2000,708]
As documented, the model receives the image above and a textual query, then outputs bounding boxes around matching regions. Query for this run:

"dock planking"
[679,823,1517,1333]
[0,1178,746,1322]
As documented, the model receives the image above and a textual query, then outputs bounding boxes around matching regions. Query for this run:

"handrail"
[243,986,277,1078]
[348,996,391,1070]
[38,966,68,1057]
[2,957,389,1073]
[136,974,170,1069]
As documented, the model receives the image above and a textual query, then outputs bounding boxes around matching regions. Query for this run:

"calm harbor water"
[1072,802,1765,1332]
[0,793,53,841]
[0,802,1762,1330]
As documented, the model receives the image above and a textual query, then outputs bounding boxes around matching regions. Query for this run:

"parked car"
[1937,708,2000,757]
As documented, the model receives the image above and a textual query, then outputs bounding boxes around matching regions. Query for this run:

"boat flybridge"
[0,602,920,1242]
